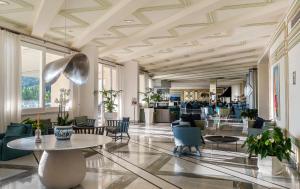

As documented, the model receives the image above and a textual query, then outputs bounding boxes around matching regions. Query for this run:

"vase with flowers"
[54,88,73,140]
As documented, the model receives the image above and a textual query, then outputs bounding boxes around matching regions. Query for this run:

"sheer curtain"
[0,30,21,132]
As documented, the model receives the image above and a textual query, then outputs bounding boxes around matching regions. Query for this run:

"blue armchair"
[172,126,203,156]
[0,123,32,161]
[106,117,130,141]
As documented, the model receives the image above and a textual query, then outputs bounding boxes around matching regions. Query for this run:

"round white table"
[7,134,112,189]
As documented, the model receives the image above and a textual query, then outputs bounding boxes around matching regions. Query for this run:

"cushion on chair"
[75,116,88,127]
[5,126,26,137]
[253,117,264,129]
[106,126,118,133]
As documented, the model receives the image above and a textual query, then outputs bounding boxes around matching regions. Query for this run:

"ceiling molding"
[98,0,228,56]
[146,48,262,71]
[71,0,148,48]
[32,0,65,38]
[117,0,288,62]
[152,62,256,79]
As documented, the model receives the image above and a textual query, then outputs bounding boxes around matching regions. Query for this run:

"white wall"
[288,43,300,137]
[122,62,139,121]
[79,45,98,119]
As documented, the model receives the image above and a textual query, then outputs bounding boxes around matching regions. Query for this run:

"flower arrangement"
[55,88,72,126]
[242,127,293,161]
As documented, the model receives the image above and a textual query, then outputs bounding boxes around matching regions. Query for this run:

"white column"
[231,84,241,101]
[122,61,139,121]
[258,56,270,119]
[79,45,98,119]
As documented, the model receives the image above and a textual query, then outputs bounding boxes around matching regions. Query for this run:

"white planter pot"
[144,108,154,126]
[104,112,118,121]
[248,120,255,128]
[257,156,283,175]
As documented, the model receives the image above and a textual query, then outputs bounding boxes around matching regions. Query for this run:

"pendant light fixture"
[43,0,89,85]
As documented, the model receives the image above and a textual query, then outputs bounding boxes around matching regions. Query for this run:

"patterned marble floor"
[0,123,299,189]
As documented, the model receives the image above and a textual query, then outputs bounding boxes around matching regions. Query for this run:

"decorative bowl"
[54,126,73,140]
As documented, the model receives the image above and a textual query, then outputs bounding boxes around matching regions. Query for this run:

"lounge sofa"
[0,123,32,161]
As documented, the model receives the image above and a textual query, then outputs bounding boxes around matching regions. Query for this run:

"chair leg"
[127,132,130,139]
[201,135,206,144]
[115,133,117,141]
[173,146,178,154]
[195,146,201,156]
[188,146,192,153]
[106,131,108,136]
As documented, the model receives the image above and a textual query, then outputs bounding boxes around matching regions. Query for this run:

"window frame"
[21,42,72,115]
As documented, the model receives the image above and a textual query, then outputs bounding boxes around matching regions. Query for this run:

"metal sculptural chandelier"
[43,1,89,86]
[43,53,89,85]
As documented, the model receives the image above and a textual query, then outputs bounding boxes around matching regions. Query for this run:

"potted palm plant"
[139,88,155,125]
[242,127,293,175]
[241,109,258,128]
[98,89,122,121]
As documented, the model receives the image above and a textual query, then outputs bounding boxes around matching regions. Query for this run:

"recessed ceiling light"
[124,19,134,23]
[0,0,9,5]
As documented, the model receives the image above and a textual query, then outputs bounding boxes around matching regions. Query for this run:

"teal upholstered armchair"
[0,123,32,161]
[172,125,203,156]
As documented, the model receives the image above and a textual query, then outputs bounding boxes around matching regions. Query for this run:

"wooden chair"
[105,117,130,141]
[73,126,105,135]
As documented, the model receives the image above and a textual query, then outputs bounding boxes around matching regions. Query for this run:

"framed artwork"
[273,64,280,120]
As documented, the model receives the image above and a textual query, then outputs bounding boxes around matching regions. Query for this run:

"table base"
[38,150,86,189]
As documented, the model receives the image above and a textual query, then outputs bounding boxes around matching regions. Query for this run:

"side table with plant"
[242,127,293,175]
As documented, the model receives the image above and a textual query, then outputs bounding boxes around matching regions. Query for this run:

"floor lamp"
[131,98,138,125]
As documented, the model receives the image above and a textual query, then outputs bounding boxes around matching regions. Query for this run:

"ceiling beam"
[174,74,246,81]
[157,70,249,80]
[150,56,258,74]
[71,0,147,48]
[118,0,288,62]
[153,64,254,79]
[141,40,265,67]
[32,0,64,38]
[98,0,229,56]
[147,50,261,72]
[152,61,257,76]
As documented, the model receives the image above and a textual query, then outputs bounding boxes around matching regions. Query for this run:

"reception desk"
[155,108,170,123]
[140,108,172,123]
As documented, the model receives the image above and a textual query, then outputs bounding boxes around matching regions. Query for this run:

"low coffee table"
[7,134,112,189]
[205,135,239,152]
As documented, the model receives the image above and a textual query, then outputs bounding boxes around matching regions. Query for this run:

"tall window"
[21,44,71,110]
[45,52,70,107]
[98,64,118,122]
[21,46,42,109]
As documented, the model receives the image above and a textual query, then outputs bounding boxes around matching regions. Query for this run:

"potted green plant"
[151,92,162,107]
[242,127,293,175]
[22,118,46,135]
[139,88,155,125]
[241,109,258,128]
[97,89,122,121]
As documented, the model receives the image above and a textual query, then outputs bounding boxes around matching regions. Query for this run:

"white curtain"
[0,30,21,132]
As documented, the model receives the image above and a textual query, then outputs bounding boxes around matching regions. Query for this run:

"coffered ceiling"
[0,0,289,81]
